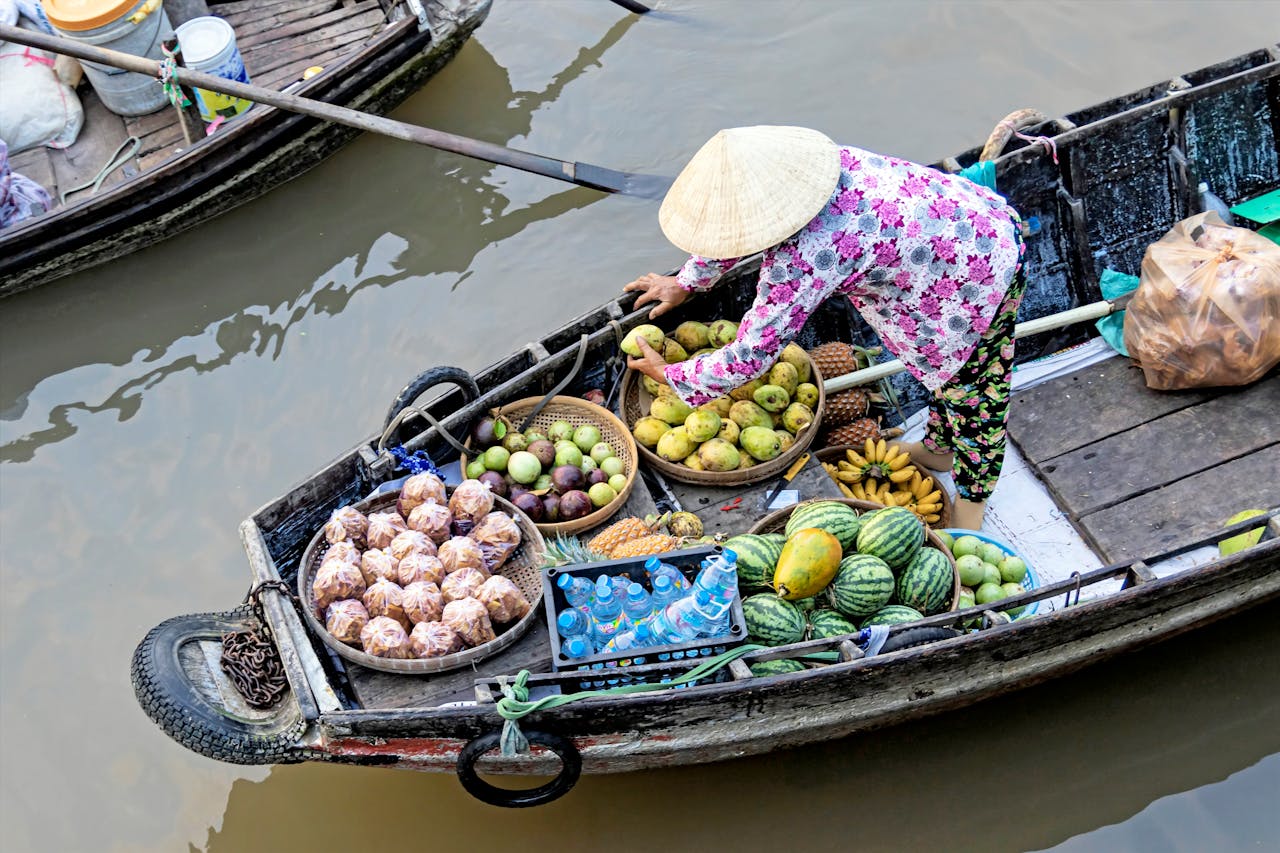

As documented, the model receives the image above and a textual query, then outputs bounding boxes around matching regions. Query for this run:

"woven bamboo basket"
[815,444,953,528]
[746,497,961,613]
[298,489,546,675]
[460,396,638,537]
[620,355,825,487]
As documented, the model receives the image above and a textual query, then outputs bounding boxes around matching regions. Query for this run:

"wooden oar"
[0,24,674,199]
[823,294,1135,392]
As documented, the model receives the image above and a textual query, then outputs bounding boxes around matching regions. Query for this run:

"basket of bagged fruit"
[619,319,824,487]
[817,441,952,528]
[299,472,545,674]
[461,396,638,536]
[723,500,960,648]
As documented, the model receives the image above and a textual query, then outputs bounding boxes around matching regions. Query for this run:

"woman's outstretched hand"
[624,273,688,319]
[627,337,670,383]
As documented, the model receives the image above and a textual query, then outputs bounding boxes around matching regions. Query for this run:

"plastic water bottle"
[622,582,652,627]
[649,593,705,644]
[609,574,632,599]
[650,573,682,614]
[562,635,593,660]
[609,621,653,663]
[645,556,690,593]
[694,549,738,608]
[590,576,624,647]
[557,574,595,610]
[556,608,590,640]
[1197,181,1236,225]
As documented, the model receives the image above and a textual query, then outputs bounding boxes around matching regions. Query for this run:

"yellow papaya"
[773,527,843,600]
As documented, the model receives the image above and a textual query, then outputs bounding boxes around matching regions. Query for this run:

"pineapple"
[587,516,661,558]
[808,342,868,379]
[609,533,680,559]
[823,388,872,428]
[542,534,605,567]
[824,417,886,448]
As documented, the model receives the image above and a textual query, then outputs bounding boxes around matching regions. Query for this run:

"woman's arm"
[664,247,843,406]
[676,254,742,292]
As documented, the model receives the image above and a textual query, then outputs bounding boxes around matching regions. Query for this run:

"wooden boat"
[131,48,1280,806]
[0,0,490,298]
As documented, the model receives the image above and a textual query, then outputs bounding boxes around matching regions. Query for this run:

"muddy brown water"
[2,2,1278,850]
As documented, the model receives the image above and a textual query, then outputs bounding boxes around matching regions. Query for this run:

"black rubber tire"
[132,609,307,765]
[456,730,582,808]
[879,626,962,654]
[382,365,481,440]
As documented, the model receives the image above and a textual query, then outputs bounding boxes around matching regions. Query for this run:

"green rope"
[495,644,773,756]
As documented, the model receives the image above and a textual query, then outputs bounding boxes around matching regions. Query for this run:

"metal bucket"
[174,16,252,124]
[44,0,173,116]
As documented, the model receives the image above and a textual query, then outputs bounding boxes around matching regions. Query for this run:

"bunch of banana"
[821,439,943,523]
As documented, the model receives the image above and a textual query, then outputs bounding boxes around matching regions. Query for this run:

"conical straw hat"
[659,126,840,258]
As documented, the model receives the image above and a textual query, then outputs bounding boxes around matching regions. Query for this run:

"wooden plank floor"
[16,1,389,195]
[1008,356,1280,563]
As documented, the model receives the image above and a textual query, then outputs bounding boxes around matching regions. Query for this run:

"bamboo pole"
[823,297,1129,393]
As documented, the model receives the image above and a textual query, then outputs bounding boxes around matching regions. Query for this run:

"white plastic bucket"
[44,0,174,116]
[174,16,252,124]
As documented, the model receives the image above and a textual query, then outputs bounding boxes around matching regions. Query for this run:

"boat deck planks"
[19,0,390,208]
[675,456,844,540]
[1008,357,1280,562]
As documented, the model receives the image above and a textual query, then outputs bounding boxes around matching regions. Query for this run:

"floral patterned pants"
[923,251,1028,501]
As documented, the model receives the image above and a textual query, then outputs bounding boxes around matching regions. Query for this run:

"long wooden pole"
[0,24,673,198]
[823,296,1132,392]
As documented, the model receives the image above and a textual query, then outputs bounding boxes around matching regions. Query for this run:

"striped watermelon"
[856,506,925,569]
[750,659,806,677]
[742,594,806,646]
[784,501,863,551]
[808,609,858,639]
[827,554,895,618]
[723,533,784,590]
[860,604,924,628]
[896,547,955,615]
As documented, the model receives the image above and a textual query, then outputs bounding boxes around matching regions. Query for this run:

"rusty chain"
[218,580,297,709]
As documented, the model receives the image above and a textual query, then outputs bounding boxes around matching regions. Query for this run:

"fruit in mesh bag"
[409,620,464,658]
[313,560,366,613]
[476,575,531,624]
[389,530,436,563]
[396,552,445,587]
[442,597,496,647]
[397,472,447,517]
[320,541,360,569]
[366,511,408,550]
[323,506,368,547]
[402,581,445,625]
[449,479,495,529]
[408,501,452,544]
[470,511,522,572]
[363,577,410,632]
[440,536,486,575]
[360,616,410,658]
[359,548,398,586]
[325,599,369,645]
[441,566,488,603]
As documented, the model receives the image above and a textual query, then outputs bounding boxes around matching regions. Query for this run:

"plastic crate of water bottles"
[541,544,747,687]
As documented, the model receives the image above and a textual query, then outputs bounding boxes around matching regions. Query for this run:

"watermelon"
[896,547,955,615]
[724,533,784,590]
[742,594,806,646]
[808,609,858,639]
[793,596,819,612]
[861,604,924,628]
[856,506,925,569]
[827,554,895,618]
[750,659,806,677]
[784,501,863,551]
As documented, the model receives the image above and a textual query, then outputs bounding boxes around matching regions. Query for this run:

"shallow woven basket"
[298,490,546,675]
[620,355,825,487]
[461,396,638,537]
[815,445,953,529]
[746,497,961,612]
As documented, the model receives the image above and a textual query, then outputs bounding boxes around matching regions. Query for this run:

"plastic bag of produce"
[363,578,410,631]
[360,616,410,658]
[402,580,445,625]
[397,473,447,517]
[407,501,453,544]
[439,536,487,575]
[323,505,368,547]
[409,620,464,658]
[476,575,531,625]
[322,541,361,568]
[359,548,398,586]
[366,510,408,550]
[441,597,496,647]
[389,530,435,563]
[397,551,445,587]
[470,511,522,572]
[1124,212,1280,390]
[325,599,369,645]
[448,479,494,533]
[312,560,366,613]
[441,566,487,603]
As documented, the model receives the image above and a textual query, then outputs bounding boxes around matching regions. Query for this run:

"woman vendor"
[624,126,1027,530]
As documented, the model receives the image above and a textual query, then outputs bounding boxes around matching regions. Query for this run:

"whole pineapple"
[808,343,867,379]
[586,516,657,558]
[609,533,680,559]
[823,388,872,427]
[824,418,886,448]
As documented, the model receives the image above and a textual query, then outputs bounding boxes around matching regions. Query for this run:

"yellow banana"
[836,471,861,484]
[889,466,916,484]
[892,491,913,507]
[915,502,941,515]
[864,438,877,462]
[923,513,941,524]
[851,481,867,500]
[838,483,855,499]
[913,476,935,500]
[883,443,900,465]
[875,438,887,463]
[836,460,855,471]
[921,489,942,505]
[888,453,911,471]
[845,449,869,467]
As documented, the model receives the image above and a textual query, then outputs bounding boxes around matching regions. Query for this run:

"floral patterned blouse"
[664,145,1021,406]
